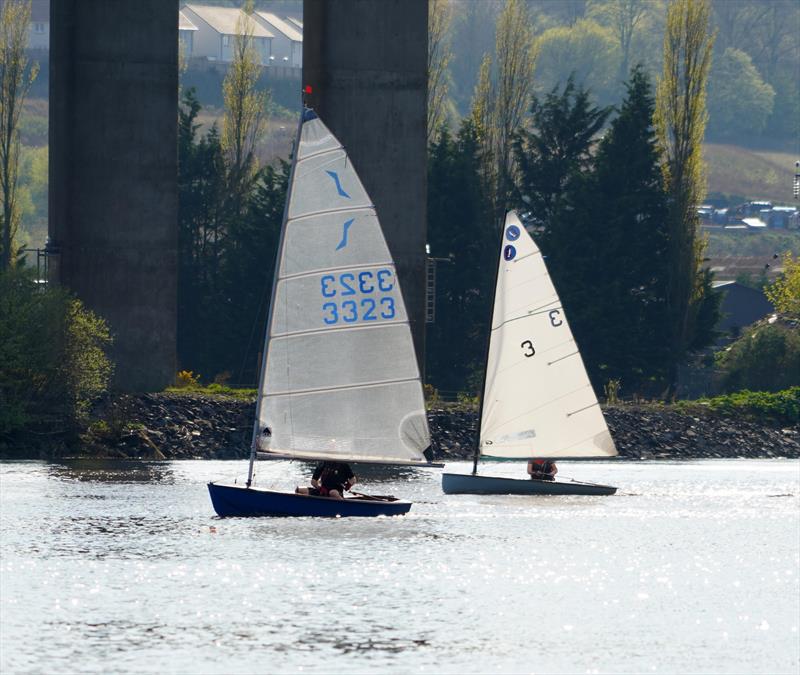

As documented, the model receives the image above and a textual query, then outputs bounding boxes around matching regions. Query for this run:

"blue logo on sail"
[336,218,354,251]
[325,170,351,199]
[505,225,520,241]
[504,245,517,261]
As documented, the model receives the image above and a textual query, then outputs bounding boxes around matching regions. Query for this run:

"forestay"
[254,110,430,464]
[479,211,617,459]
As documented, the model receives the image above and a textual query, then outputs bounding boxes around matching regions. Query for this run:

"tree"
[471,0,538,224]
[513,78,612,394]
[0,0,38,270]
[765,253,800,317]
[0,270,112,437]
[707,48,775,139]
[606,0,649,82]
[584,66,673,394]
[654,0,716,389]
[428,0,454,143]
[717,319,800,392]
[426,120,495,392]
[222,0,268,188]
[535,19,622,107]
[513,76,610,250]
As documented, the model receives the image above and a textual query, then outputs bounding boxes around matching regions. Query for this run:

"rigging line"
[566,402,600,417]
[237,268,272,386]
[295,144,344,163]
[510,249,542,264]
[263,376,422,398]
[294,151,353,179]
[492,338,576,376]
[288,205,375,222]
[490,300,563,331]
[279,260,396,282]
[547,351,579,366]
[270,317,410,340]
[484,383,594,434]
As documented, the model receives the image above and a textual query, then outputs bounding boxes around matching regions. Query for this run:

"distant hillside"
[704,144,796,204]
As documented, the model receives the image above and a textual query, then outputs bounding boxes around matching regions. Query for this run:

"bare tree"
[427,0,453,144]
[0,0,37,270]
[608,0,648,79]
[655,0,714,385]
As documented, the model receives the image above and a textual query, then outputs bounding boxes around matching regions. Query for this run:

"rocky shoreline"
[2,392,798,461]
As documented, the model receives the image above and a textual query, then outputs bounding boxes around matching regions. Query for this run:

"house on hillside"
[23,0,49,50]
[253,11,303,67]
[181,4,273,64]
[179,9,199,59]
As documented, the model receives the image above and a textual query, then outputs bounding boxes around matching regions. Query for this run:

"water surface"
[1,459,798,674]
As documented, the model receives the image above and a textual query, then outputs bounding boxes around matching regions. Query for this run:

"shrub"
[0,270,113,436]
[716,319,800,393]
[681,388,800,426]
[175,370,200,388]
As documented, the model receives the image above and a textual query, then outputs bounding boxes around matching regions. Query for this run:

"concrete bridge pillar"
[49,0,178,391]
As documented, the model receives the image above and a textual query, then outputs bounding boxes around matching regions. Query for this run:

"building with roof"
[712,281,775,338]
[179,9,199,59]
[253,11,302,67]
[181,4,273,64]
[286,16,303,32]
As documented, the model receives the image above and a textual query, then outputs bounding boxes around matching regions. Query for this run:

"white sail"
[479,211,617,459]
[253,110,430,464]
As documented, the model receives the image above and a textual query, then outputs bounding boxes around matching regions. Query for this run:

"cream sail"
[479,211,617,459]
[251,109,430,465]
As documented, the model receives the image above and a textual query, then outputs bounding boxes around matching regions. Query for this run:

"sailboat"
[441,211,618,496]
[208,106,435,517]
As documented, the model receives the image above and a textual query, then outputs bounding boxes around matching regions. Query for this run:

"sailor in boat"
[527,459,558,482]
[295,462,357,500]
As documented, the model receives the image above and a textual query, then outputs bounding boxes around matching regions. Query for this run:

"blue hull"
[208,482,412,517]
[442,473,616,496]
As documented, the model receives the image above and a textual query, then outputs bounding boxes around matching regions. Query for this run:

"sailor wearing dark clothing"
[296,462,356,499]
[527,459,558,481]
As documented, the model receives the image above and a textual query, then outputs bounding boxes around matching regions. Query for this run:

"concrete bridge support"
[303,0,428,365]
[49,1,178,391]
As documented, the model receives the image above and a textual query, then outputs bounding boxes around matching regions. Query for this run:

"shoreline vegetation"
[1,388,797,462]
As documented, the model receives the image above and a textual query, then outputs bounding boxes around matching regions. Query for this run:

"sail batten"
[254,113,430,464]
[478,211,618,460]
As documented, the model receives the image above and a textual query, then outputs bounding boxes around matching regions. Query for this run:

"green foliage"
[707,48,775,139]
[535,20,621,106]
[0,269,113,436]
[580,66,673,393]
[678,387,800,426]
[177,87,286,385]
[164,383,257,401]
[764,253,800,317]
[716,320,800,392]
[426,119,495,392]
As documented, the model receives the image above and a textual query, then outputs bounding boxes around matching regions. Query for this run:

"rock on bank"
[3,393,797,460]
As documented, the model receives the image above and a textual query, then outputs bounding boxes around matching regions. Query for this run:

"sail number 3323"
[320,269,396,325]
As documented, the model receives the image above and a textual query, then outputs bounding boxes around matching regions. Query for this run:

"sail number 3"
[320,269,396,324]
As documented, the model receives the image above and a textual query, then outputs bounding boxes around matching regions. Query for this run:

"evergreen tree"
[587,65,672,394]
[176,88,287,383]
[426,120,495,393]
[513,78,610,389]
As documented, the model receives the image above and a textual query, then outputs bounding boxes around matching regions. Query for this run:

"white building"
[179,9,198,59]
[286,16,303,32]
[253,11,302,67]
[181,4,273,64]
[25,0,49,50]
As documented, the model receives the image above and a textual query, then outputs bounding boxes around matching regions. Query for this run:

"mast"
[471,212,507,475]
[246,100,307,488]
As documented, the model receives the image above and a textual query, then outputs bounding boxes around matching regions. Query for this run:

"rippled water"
[1,459,798,674]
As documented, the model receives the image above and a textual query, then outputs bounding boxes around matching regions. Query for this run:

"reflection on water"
[1,459,799,674]
[48,460,175,484]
